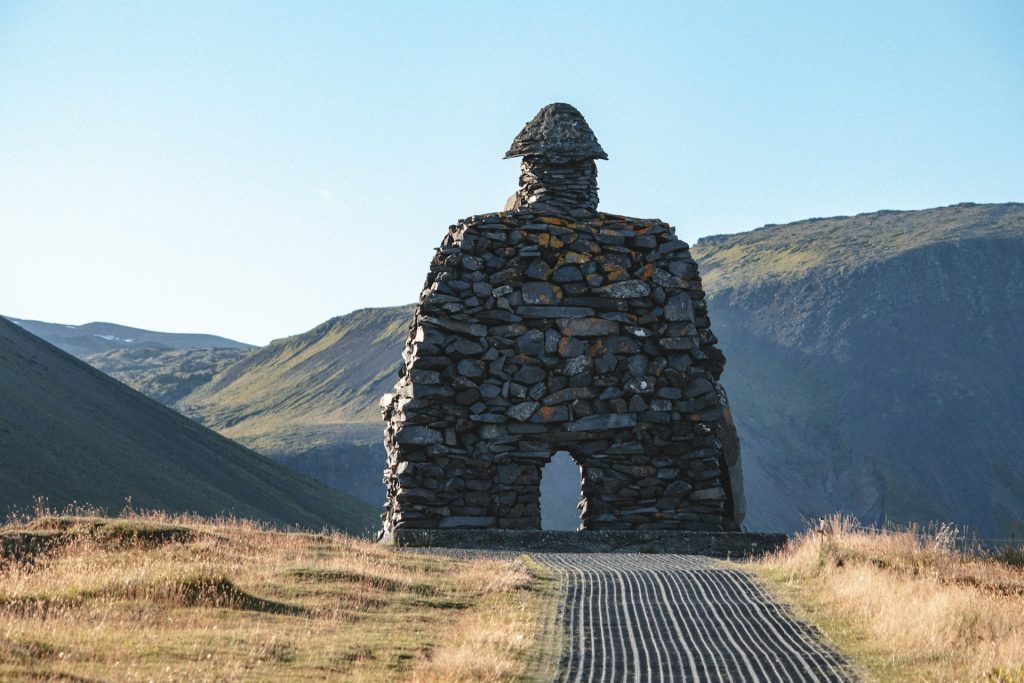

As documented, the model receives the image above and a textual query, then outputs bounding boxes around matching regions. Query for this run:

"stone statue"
[380,103,744,538]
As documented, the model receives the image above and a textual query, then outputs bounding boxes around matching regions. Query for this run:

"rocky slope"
[693,202,1024,537]
[0,316,377,533]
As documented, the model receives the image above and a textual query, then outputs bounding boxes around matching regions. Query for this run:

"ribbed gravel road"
[534,553,852,683]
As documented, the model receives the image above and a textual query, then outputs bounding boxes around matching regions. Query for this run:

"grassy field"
[751,515,1024,682]
[0,512,560,681]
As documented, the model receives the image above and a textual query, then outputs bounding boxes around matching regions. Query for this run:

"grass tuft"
[167,575,305,614]
[752,514,1024,682]
[285,567,437,595]
[994,546,1024,571]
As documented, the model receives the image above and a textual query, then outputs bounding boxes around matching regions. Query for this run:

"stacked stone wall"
[381,208,741,536]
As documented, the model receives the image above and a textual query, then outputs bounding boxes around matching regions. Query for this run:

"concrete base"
[381,529,787,559]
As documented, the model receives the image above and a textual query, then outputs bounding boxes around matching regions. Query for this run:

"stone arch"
[539,450,584,531]
[498,447,588,531]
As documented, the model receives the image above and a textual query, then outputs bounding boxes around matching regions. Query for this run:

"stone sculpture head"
[504,103,607,215]
[504,103,608,163]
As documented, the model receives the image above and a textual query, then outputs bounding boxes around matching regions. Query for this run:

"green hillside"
[179,306,413,453]
[168,306,412,504]
[84,347,249,405]
[0,316,377,534]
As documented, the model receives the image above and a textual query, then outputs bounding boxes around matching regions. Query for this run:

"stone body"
[380,104,744,537]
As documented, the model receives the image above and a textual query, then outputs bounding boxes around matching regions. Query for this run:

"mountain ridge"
[695,202,1024,293]
[6,317,253,357]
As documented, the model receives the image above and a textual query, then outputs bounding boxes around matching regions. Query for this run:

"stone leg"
[495,460,542,529]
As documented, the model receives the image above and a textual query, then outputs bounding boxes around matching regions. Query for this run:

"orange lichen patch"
[539,216,565,226]
[587,340,607,357]
[638,264,655,281]
[602,264,629,282]
[537,234,565,249]
[563,252,591,265]
[537,406,561,421]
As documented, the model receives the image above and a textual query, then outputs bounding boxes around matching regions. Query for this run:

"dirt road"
[534,553,851,682]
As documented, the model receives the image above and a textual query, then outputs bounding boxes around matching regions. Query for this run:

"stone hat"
[505,103,608,163]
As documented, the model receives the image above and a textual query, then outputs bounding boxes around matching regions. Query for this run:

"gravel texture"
[535,553,852,682]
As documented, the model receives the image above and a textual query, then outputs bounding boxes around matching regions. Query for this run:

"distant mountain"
[0,316,377,534]
[6,318,252,357]
[693,202,1024,537]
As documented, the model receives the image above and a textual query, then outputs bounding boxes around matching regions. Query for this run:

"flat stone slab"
[382,529,788,558]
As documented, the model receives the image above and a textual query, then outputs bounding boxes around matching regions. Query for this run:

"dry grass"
[410,557,561,682]
[0,510,558,681]
[752,515,1024,682]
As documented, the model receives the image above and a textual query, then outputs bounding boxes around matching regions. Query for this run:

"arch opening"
[540,450,583,531]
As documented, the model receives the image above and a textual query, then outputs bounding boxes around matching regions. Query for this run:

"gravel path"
[534,553,852,683]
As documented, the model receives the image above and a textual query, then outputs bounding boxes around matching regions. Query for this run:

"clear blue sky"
[2,1,1021,345]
